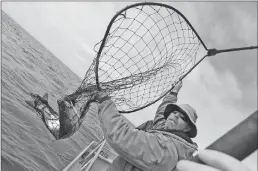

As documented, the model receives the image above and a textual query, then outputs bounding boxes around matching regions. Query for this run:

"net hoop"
[94,2,207,113]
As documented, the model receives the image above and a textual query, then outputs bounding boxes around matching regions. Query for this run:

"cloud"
[76,43,96,63]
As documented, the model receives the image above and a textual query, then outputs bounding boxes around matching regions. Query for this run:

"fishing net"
[42,3,202,139]
[64,3,201,113]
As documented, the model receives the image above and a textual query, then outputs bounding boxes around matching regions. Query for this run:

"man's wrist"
[97,95,111,103]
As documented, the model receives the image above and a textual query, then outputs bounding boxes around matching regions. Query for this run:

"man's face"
[165,110,191,131]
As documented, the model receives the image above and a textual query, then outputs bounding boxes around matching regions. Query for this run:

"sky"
[2,2,257,171]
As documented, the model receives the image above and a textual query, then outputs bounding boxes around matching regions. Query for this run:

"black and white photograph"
[2,2,257,171]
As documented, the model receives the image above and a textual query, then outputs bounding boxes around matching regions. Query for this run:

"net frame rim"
[95,2,208,113]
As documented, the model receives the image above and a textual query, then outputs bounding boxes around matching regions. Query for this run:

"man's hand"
[171,80,183,93]
[90,91,110,103]
[176,150,250,171]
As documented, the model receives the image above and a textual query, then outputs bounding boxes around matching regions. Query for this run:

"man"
[90,81,198,171]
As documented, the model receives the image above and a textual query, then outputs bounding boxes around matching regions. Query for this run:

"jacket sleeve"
[135,120,154,131]
[97,98,179,170]
[152,92,178,124]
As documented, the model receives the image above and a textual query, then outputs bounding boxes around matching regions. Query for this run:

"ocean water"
[1,11,106,171]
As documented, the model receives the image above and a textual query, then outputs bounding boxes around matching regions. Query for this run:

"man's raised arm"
[153,81,183,124]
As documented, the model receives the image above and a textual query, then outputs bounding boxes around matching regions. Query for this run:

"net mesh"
[43,3,202,139]
[70,4,201,112]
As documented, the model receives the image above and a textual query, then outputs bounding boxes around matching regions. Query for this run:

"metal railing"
[62,139,116,171]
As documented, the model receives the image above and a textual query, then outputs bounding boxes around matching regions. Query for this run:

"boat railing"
[62,139,117,171]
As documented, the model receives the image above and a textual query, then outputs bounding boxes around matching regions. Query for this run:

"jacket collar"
[155,129,194,145]
[136,120,195,145]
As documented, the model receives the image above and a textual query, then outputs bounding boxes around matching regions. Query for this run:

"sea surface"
[1,11,108,171]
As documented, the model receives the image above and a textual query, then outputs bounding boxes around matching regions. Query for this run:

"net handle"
[94,2,208,91]
[207,46,258,56]
[178,45,258,84]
